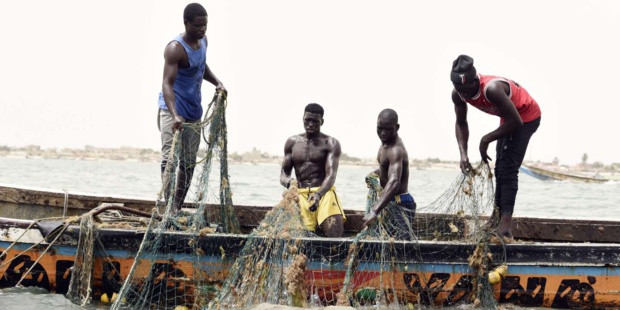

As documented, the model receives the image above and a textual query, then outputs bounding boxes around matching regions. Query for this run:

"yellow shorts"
[298,186,346,232]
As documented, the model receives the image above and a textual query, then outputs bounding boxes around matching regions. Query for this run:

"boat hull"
[2,184,620,308]
[2,226,619,309]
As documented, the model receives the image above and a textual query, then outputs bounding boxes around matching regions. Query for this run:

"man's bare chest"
[377,150,391,168]
[291,142,328,164]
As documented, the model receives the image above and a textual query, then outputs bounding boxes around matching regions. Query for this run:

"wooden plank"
[2,184,620,243]
[512,217,620,243]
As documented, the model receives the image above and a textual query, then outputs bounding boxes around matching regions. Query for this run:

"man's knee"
[495,168,519,187]
[320,215,344,238]
[179,150,199,173]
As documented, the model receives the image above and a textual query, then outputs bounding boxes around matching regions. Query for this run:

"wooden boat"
[520,164,610,184]
[1,184,619,308]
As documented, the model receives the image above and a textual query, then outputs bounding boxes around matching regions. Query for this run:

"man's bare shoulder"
[452,89,466,105]
[283,134,298,148]
[384,139,409,158]
[396,137,408,151]
[288,134,306,142]
[321,134,339,144]
[284,134,305,147]
[323,135,341,151]
[327,136,340,144]
[165,40,185,52]
[164,41,185,61]
[485,79,511,100]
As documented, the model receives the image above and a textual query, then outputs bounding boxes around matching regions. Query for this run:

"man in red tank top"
[450,55,541,241]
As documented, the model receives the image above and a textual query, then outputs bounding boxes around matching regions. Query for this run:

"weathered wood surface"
[1,184,619,243]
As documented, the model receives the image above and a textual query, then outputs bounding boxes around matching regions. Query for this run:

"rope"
[0,220,38,262]
[15,222,71,287]
[110,211,160,310]
[63,189,69,217]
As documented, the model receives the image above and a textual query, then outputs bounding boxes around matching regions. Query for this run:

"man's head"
[303,103,324,135]
[183,3,208,40]
[451,54,479,99]
[377,109,399,143]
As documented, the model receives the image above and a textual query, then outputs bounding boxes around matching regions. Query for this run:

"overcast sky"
[1,0,619,165]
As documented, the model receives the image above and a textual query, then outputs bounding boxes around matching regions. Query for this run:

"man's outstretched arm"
[363,148,404,227]
[280,137,296,188]
[316,137,341,198]
[162,42,184,131]
[203,63,226,91]
[374,155,403,214]
[453,90,472,173]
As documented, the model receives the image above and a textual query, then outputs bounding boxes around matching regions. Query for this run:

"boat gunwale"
[3,216,620,248]
[2,217,620,268]
[3,183,620,243]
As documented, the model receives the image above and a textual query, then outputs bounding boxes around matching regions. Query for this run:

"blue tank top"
[158,35,207,121]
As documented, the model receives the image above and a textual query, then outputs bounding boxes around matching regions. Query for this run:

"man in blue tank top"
[158,3,226,215]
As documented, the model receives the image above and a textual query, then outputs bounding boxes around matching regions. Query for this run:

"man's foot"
[501,234,515,243]
[497,214,514,241]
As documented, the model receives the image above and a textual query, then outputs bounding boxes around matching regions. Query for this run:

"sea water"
[0,157,618,309]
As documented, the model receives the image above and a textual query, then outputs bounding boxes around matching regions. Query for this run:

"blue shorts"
[393,192,415,205]
[385,193,417,240]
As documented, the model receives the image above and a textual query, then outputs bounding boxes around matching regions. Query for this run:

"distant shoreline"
[1,146,617,175]
[0,153,463,171]
[0,153,459,171]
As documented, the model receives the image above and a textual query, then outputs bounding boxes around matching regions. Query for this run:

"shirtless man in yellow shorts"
[280,103,346,237]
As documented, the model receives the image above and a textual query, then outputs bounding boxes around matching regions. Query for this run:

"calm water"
[0,157,619,309]
[1,157,617,220]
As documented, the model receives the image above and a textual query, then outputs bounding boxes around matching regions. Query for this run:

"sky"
[1,0,619,165]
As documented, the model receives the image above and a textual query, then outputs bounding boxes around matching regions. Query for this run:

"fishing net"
[66,213,97,305]
[205,163,506,309]
[0,89,508,309]
[104,90,241,309]
[336,163,503,309]
[208,180,309,309]
[98,154,503,309]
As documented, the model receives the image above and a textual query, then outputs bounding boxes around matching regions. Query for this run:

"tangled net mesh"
[0,90,508,309]
[209,163,504,309]
[209,181,309,309]
[79,143,503,308]
[336,164,502,309]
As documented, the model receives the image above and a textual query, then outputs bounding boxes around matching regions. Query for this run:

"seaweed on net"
[211,163,504,309]
[54,87,505,309]
[209,180,309,309]
[338,163,502,309]
[0,85,513,310]
[105,90,242,309]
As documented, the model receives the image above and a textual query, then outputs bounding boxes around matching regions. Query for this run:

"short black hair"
[304,103,324,117]
[378,108,398,123]
[184,3,207,22]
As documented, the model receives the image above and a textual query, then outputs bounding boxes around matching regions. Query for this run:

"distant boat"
[520,164,609,184]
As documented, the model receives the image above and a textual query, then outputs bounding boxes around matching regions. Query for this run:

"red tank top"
[462,74,541,123]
